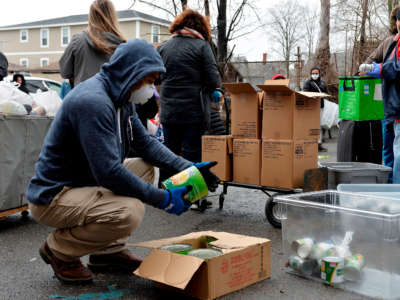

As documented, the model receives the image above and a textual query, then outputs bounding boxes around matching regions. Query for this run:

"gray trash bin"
[0,114,53,212]
[318,162,391,189]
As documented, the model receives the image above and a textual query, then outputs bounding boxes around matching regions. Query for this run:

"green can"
[321,256,344,284]
[343,254,365,281]
[162,166,208,203]
[187,248,222,260]
[159,243,193,254]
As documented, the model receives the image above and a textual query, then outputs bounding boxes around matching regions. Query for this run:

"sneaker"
[39,242,93,283]
[318,144,328,152]
[88,249,142,273]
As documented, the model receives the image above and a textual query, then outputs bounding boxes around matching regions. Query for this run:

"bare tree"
[267,0,305,76]
[314,0,335,82]
[302,7,319,61]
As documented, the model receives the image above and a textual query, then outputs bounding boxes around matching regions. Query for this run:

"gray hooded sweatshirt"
[59,31,123,86]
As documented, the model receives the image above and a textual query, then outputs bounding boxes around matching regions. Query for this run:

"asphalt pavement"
[0,129,373,300]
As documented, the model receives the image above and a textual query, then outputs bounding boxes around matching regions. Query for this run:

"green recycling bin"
[338,76,384,121]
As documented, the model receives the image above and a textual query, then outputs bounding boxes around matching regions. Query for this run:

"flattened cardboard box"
[233,139,261,185]
[134,231,271,300]
[202,135,233,181]
[261,139,318,189]
[224,83,261,139]
[258,80,327,140]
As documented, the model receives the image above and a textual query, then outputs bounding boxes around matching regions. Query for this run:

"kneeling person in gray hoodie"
[26,39,219,283]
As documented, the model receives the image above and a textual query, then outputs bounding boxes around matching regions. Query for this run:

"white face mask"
[311,74,319,80]
[129,84,155,105]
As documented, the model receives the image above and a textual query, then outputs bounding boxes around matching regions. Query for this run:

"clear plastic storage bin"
[338,184,400,199]
[319,162,391,189]
[275,190,400,299]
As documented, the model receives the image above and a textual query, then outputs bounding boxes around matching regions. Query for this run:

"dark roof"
[0,10,170,29]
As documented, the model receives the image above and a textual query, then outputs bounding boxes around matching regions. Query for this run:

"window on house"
[20,58,29,68]
[61,27,70,46]
[20,29,28,43]
[40,58,49,67]
[152,25,160,43]
[41,28,49,47]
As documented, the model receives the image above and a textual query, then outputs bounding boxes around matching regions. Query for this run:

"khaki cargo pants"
[29,158,156,262]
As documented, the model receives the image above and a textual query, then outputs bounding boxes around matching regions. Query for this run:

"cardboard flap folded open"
[258,80,292,93]
[134,249,204,290]
[134,231,269,250]
[223,82,257,94]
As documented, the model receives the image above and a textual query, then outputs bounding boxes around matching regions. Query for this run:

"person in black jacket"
[157,9,221,176]
[0,51,8,81]
[303,67,328,152]
[13,74,30,94]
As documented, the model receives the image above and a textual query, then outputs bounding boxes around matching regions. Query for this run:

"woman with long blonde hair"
[59,0,126,87]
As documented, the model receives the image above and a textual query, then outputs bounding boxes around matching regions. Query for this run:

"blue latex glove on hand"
[211,90,222,104]
[159,186,192,216]
[192,161,220,192]
[364,62,382,78]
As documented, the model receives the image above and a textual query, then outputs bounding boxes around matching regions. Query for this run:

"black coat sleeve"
[202,42,221,90]
[303,79,312,92]
[0,52,8,79]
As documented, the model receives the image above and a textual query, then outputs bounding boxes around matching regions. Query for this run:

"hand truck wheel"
[265,195,282,229]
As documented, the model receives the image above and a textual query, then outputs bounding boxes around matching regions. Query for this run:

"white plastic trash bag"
[31,90,62,116]
[321,100,339,129]
[0,100,27,115]
[0,81,34,107]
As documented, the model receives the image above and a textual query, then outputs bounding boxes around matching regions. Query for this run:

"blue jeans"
[382,120,394,183]
[393,123,400,184]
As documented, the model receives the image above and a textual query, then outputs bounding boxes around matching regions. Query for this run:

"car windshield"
[25,80,48,93]
[45,81,61,94]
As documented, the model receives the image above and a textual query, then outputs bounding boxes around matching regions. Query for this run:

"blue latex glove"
[211,90,222,104]
[192,161,220,192]
[159,186,192,215]
[364,62,382,78]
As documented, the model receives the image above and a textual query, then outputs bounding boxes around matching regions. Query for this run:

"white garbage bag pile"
[0,81,61,116]
[321,99,340,129]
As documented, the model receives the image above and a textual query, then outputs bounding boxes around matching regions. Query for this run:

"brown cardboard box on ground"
[233,139,261,185]
[202,135,233,181]
[134,231,271,300]
[261,139,318,189]
[223,83,261,139]
[258,80,328,140]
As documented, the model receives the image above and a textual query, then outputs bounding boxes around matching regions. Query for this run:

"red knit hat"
[272,74,286,80]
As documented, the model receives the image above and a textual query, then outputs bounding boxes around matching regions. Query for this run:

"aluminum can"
[159,243,193,254]
[321,256,344,284]
[291,238,313,258]
[162,166,208,203]
[187,248,222,260]
[343,254,365,281]
[288,255,315,276]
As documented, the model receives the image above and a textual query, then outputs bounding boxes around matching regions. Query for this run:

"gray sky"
[0,0,321,61]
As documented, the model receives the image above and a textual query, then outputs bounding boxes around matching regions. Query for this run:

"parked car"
[7,75,62,94]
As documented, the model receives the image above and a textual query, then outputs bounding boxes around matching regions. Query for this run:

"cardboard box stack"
[201,80,324,189]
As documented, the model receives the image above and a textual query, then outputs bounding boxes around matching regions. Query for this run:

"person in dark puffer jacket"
[157,9,221,178]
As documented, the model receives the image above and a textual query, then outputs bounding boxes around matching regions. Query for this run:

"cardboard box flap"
[134,249,204,290]
[296,91,330,98]
[257,81,292,93]
[207,232,270,249]
[134,231,216,248]
[223,82,257,94]
[134,231,269,250]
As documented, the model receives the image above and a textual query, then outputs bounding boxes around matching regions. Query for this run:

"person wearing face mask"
[25,39,219,284]
[303,67,329,152]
